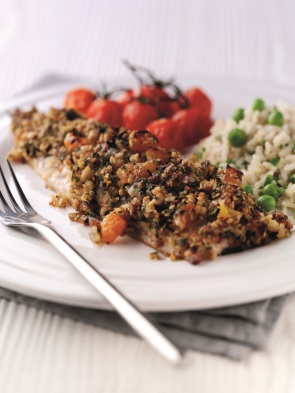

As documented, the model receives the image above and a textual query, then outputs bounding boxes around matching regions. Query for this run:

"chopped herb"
[65,109,81,121]
[59,152,67,161]
[149,251,161,260]
[71,174,80,182]
[177,238,187,247]
[194,151,203,160]
[24,142,38,157]
[208,204,218,215]
[270,157,280,166]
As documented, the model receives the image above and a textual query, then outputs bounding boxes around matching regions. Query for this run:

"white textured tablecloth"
[1,0,295,392]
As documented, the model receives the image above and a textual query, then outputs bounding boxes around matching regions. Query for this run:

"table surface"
[1,0,295,392]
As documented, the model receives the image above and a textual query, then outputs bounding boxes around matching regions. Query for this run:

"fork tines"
[0,161,39,216]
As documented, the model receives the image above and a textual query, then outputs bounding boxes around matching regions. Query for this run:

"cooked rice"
[192,101,295,220]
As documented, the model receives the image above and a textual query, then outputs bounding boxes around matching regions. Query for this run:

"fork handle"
[29,223,183,365]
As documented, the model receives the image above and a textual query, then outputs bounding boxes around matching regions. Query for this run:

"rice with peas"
[192,100,295,220]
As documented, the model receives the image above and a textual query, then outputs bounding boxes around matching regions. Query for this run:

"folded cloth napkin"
[1,75,292,360]
[0,287,292,360]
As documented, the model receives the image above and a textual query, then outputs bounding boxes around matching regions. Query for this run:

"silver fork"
[0,161,183,365]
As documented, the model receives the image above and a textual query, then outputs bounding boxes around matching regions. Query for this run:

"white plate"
[1,76,295,312]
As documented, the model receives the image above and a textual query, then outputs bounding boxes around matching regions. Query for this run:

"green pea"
[262,184,282,201]
[264,175,275,185]
[252,98,265,111]
[289,174,295,184]
[268,109,284,126]
[244,184,253,195]
[257,195,276,211]
[270,157,280,166]
[228,128,247,147]
[232,108,244,122]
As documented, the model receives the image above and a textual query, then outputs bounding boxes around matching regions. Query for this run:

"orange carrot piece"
[101,213,127,243]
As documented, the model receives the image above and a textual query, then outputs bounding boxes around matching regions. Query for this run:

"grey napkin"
[1,75,292,360]
[0,287,292,360]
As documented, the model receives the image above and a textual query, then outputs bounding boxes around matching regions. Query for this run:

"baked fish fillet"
[8,108,292,264]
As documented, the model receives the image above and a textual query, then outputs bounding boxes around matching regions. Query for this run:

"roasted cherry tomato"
[134,84,172,115]
[118,84,170,112]
[134,84,170,103]
[184,87,212,116]
[146,118,183,151]
[160,100,181,117]
[122,101,158,130]
[117,89,134,109]
[86,98,122,127]
[172,108,212,146]
[64,88,96,115]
